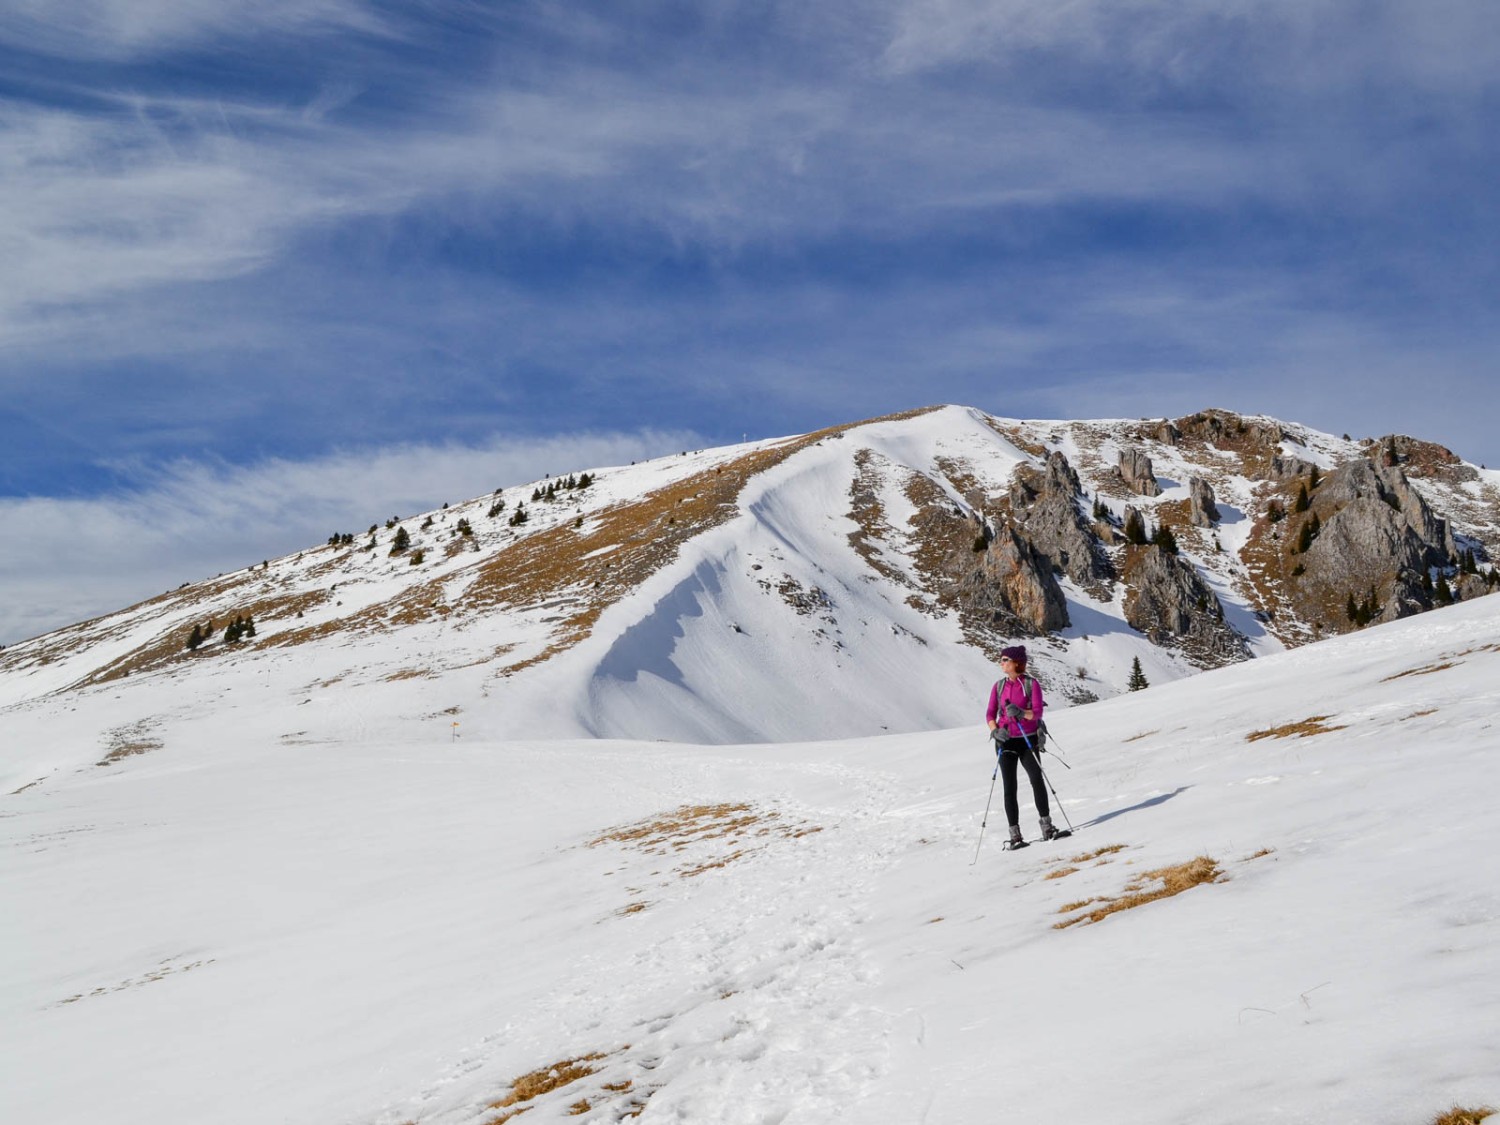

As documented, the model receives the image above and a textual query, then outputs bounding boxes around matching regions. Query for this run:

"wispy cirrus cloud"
[0,0,1497,554]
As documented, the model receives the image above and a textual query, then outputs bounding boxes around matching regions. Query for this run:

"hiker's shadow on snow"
[1079,787,1190,829]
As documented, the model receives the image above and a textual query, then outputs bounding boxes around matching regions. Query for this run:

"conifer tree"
[1293,482,1310,513]
[389,526,411,555]
[1435,573,1453,604]
[1123,508,1147,545]
[1127,656,1149,691]
[186,624,203,651]
[1152,523,1179,555]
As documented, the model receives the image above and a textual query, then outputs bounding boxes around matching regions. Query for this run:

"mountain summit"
[2,405,1497,765]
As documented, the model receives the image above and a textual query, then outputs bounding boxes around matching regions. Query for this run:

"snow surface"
[5,588,1500,1124]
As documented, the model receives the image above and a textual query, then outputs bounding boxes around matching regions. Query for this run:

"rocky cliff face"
[1005,451,1113,595]
[1122,544,1249,664]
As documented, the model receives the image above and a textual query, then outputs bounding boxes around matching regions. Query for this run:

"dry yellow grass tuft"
[589,802,820,881]
[1071,844,1127,863]
[1430,1107,1494,1125]
[1383,661,1458,682]
[1045,866,1081,880]
[1246,715,1347,742]
[486,1055,606,1120]
[1055,856,1225,929]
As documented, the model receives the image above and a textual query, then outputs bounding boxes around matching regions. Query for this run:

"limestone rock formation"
[966,524,1071,635]
[1122,546,1248,665]
[1007,451,1113,593]
[1287,457,1457,629]
[1118,448,1161,497]
[1188,477,1220,528]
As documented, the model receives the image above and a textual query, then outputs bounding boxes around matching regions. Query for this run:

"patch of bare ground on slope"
[847,447,919,593]
[76,588,332,688]
[1246,715,1348,741]
[97,719,164,766]
[1233,475,1328,647]
[1054,856,1227,929]
[899,467,1035,664]
[1429,1108,1495,1125]
[1,568,257,682]
[347,406,943,678]
[482,1049,652,1122]
[588,803,822,883]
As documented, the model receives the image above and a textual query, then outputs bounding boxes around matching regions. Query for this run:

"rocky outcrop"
[1122,546,1249,666]
[1188,477,1220,528]
[965,524,1071,634]
[1282,457,1458,630]
[1007,451,1113,593]
[1118,448,1161,497]
[1172,410,1294,479]
[903,472,1068,638]
[1267,454,1318,482]
[1317,459,1456,560]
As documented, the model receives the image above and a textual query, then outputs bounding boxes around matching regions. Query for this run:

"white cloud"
[0,0,387,59]
[0,427,705,645]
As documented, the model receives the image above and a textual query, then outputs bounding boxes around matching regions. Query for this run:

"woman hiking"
[985,645,1062,849]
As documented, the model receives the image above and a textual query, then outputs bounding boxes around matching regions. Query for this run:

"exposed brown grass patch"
[1431,1107,1494,1125]
[78,587,331,688]
[97,720,163,766]
[1124,730,1159,743]
[487,1055,606,1118]
[1400,709,1439,721]
[1045,866,1080,880]
[1246,715,1347,742]
[1383,661,1458,682]
[590,802,820,880]
[1071,844,1127,862]
[847,448,917,591]
[1247,847,1276,860]
[1054,856,1225,929]
[383,666,434,682]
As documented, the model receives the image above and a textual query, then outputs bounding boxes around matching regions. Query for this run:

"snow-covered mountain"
[6,539,1499,1125]
[2,405,1497,766]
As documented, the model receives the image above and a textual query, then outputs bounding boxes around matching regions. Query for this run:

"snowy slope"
[5,589,1498,1125]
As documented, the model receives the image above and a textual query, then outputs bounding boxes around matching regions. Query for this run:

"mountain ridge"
[3,404,1498,768]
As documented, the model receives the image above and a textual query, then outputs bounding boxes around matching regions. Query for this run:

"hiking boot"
[1039,816,1061,841]
[1007,825,1026,849]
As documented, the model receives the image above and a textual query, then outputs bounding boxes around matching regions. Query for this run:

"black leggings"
[1000,741,1050,826]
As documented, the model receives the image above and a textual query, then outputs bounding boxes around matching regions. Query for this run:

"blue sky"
[2,0,1498,643]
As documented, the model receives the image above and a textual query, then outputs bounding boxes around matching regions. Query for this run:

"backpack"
[995,675,1046,751]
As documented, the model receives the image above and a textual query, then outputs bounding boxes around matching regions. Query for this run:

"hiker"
[986,645,1061,848]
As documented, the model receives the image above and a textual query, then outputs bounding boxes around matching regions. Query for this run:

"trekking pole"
[971,745,1003,866]
[1036,759,1076,834]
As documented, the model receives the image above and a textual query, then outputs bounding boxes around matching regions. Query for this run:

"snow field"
[6,594,1500,1123]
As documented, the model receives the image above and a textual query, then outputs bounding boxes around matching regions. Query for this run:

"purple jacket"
[986,676,1044,739]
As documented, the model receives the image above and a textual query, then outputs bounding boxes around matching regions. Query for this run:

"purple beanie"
[1000,645,1027,663]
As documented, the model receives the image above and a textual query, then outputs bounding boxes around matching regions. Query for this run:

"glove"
[1004,703,1023,719]
[989,726,1003,743]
